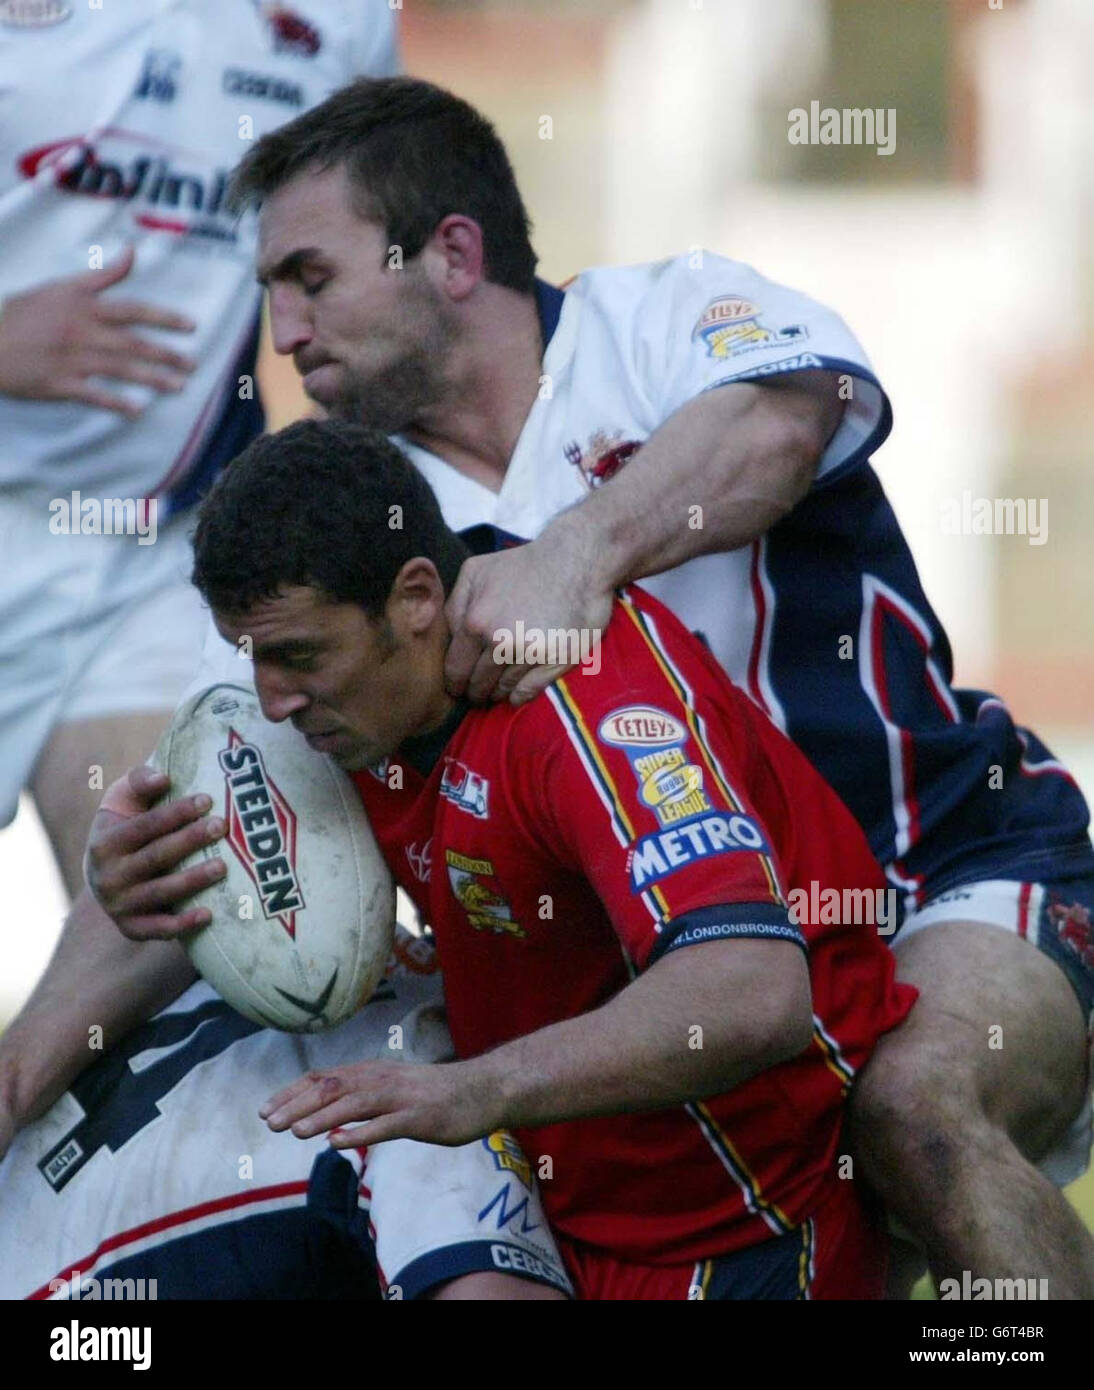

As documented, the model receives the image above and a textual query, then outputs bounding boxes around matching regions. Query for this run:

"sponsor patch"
[599,706,686,748]
[389,928,438,977]
[440,757,490,819]
[446,849,524,938]
[222,67,304,107]
[693,296,808,361]
[483,1132,532,1190]
[628,812,768,891]
[599,706,712,828]
[40,1137,82,1188]
[715,351,825,382]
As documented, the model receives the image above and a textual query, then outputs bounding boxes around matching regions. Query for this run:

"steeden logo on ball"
[218,729,304,938]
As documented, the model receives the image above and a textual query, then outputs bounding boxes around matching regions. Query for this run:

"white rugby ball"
[151,683,395,1032]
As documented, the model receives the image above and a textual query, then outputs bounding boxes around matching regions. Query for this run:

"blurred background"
[3,0,1092,1277]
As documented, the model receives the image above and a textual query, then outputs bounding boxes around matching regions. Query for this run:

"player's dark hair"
[228,76,537,293]
[191,419,470,621]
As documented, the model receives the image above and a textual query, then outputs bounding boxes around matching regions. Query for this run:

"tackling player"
[94,417,919,1300]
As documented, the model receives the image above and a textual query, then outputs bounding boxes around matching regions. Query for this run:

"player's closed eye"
[302,277,330,298]
[280,652,319,672]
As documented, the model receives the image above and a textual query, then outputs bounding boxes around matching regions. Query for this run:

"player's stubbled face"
[257,165,457,433]
[213,580,451,772]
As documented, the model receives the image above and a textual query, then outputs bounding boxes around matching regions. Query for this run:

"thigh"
[888,917,1088,1159]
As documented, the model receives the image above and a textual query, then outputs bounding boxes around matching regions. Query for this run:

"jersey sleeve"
[625,252,891,484]
[506,595,806,973]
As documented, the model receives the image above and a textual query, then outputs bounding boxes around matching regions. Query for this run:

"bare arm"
[553,371,841,587]
[0,764,227,1155]
[445,372,843,702]
[0,890,197,1152]
[261,936,813,1148]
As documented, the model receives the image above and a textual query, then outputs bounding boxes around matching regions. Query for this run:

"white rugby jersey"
[0,0,397,505]
[401,255,890,690]
[0,927,571,1301]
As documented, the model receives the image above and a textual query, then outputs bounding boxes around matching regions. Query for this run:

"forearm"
[0,889,196,1132]
[472,939,812,1131]
[548,376,837,590]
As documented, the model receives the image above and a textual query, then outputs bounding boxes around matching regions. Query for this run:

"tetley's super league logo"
[692,296,808,361]
[598,706,712,830]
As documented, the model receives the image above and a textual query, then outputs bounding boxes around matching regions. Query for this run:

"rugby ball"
[151,684,395,1032]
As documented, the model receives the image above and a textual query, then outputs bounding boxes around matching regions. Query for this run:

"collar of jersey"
[398,696,473,780]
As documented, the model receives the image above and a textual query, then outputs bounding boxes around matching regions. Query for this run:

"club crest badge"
[446,850,524,938]
[564,429,642,491]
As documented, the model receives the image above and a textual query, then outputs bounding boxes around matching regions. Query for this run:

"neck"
[404,285,543,491]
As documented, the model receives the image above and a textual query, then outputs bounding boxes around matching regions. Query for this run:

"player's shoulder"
[499,585,724,751]
[569,251,814,315]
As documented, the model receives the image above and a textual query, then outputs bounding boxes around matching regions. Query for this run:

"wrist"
[540,500,627,595]
[462,1044,528,1133]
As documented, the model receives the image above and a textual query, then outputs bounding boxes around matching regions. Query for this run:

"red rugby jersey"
[352,584,916,1263]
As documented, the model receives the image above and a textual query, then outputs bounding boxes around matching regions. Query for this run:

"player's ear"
[388,557,446,636]
[427,215,484,302]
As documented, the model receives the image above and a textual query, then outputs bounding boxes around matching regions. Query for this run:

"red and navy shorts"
[557,1184,887,1300]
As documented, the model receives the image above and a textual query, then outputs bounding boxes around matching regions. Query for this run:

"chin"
[338,744,388,773]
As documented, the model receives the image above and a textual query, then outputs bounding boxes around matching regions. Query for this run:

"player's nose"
[252,665,309,725]
[267,283,313,357]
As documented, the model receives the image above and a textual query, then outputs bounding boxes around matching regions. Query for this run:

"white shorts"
[0,501,207,827]
[898,878,1094,1188]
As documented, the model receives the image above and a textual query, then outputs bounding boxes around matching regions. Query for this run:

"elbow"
[749,966,814,1070]
[766,412,824,515]
[745,383,834,519]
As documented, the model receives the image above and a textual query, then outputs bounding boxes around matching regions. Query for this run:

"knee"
[848,1046,987,1202]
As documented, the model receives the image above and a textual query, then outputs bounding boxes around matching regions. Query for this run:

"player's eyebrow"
[251,637,322,662]
[256,247,327,288]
